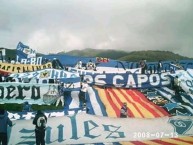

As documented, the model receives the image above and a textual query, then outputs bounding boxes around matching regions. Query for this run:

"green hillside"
[65,49,191,62]
[65,48,128,59]
[118,50,191,62]
[1,47,192,62]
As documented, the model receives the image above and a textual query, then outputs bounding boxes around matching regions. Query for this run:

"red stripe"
[151,140,177,145]
[104,88,120,116]
[108,88,135,117]
[173,137,193,144]
[126,89,162,117]
[117,88,143,117]
[131,141,148,145]
[133,89,170,116]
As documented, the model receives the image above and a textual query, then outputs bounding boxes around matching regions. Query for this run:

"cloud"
[27,29,84,54]
[0,0,193,57]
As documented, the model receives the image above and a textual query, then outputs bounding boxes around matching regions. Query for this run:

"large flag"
[16,42,36,62]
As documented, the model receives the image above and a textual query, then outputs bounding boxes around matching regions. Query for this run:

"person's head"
[37,110,42,114]
[0,109,5,115]
[123,102,127,107]
[24,101,29,105]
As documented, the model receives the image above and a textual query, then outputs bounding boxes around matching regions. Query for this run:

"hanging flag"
[16,42,36,62]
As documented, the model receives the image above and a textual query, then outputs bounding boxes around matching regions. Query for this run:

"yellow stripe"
[178,136,193,142]
[159,138,193,145]
[114,89,142,118]
[142,140,162,145]
[107,89,122,109]
[95,87,116,117]
[135,102,155,118]
[123,90,155,118]
[132,91,166,117]
[120,89,154,118]
[119,141,136,145]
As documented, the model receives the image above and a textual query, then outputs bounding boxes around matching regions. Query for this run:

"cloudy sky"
[1,0,193,57]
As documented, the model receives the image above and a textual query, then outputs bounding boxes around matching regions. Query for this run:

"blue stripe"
[181,93,193,104]
[86,92,95,115]
[113,142,122,145]
[187,70,193,78]
[93,87,108,116]
[63,92,73,114]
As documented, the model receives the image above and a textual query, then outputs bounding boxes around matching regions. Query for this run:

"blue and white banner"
[8,114,193,144]
[9,68,80,83]
[84,72,171,88]
[16,42,36,62]
[69,67,141,75]
[59,77,81,91]
[174,69,193,95]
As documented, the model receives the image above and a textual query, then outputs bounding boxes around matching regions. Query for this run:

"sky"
[0,0,193,57]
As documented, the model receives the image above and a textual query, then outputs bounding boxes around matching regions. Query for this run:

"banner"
[96,57,109,62]
[59,77,81,91]
[0,62,52,74]
[8,113,193,144]
[9,68,80,82]
[84,72,171,88]
[0,82,59,105]
[16,42,36,62]
[69,67,141,75]
[174,69,193,95]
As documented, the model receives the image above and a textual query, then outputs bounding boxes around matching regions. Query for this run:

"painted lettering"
[6,85,16,99]
[84,120,100,139]
[113,75,124,87]
[103,125,125,139]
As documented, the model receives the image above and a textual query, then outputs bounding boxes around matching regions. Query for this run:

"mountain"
[118,50,191,62]
[59,48,128,59]
[64,49,191,62]
[1,48,192,62]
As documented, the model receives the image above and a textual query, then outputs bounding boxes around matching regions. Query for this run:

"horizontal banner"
[0,62,52,73]
[9,113,193,144]
[84,72,171,88]
[9,68,80,82]
[0,82,59,105]
[69,67,142,75]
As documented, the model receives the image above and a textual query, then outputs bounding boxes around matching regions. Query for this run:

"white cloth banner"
[0,82,59,105]
[8,113,193,144]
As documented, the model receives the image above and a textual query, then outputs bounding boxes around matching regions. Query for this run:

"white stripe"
[189,94,193,101]
[69,91,80,109]
[180,104,193,114]
[87,86,103,116]
[155,88,173,101]
[162,87,175,95]
[180,95,193,108]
